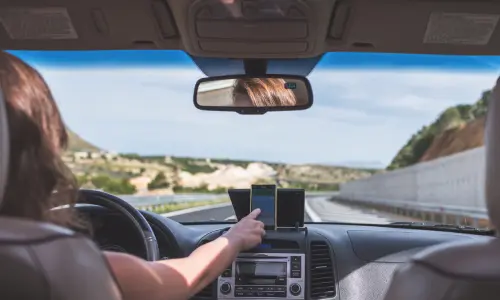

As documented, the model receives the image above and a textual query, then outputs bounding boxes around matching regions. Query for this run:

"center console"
[217,252,305,299]
[216,187,307,300]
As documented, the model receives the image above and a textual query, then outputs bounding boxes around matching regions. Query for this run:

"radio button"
[220,282,232,294]
[291,262,301,270]
[235,286,244,291]
[291,256,301,262]
[256,292,265,297]
[235,292,244,297]
[276,292,286,297]
[291,270,301,278]
[290,283,301,296]
[276,287,285,291]
[243,292,254,297]
[265,292,276,297]
[222,269,232,277]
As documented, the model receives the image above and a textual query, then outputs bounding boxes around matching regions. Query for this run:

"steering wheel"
[78,189,160,261]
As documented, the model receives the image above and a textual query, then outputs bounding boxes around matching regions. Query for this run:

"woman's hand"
[224,209,265,251]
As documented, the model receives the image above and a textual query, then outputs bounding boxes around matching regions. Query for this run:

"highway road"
[167,203,313,223]
[165,196,413,224]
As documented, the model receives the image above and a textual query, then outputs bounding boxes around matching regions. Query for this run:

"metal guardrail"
[337,196,489,228]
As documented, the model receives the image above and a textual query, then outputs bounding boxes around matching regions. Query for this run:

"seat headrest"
[0,89,8,207]
[485,77,500,229]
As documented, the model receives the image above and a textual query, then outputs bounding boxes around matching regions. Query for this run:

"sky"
[9,50,500,168]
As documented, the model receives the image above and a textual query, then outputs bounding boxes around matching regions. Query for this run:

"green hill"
[387,90,490,170]
[67,129,100,152]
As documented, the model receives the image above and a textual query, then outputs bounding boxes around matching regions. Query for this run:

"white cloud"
[309,69,497,116]
[36,66,499,167]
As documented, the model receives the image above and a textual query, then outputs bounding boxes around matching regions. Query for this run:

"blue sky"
[10,50,500,168]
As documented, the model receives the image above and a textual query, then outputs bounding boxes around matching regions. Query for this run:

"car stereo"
[217,253,305,299]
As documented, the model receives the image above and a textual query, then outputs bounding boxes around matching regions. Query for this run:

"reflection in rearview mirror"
[194,75,312,113]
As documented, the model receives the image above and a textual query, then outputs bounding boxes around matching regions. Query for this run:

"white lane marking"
[161,202,232,217]
[305,198,322,222]
[225,215,237,221]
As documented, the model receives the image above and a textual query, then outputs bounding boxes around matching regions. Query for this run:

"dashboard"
[77,204,495,300]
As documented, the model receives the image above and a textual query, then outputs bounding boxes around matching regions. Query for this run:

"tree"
[148,172,170,190]
[90,174,136,195]
[471,90,491,118]
[436,107,462,132]
[76,174,88,186]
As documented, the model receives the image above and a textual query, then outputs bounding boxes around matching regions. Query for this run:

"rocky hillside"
[67,129,100,152]
[64,133,376,194]
[387,90,490,170]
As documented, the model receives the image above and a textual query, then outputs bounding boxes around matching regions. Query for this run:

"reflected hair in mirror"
[232,78,297,107]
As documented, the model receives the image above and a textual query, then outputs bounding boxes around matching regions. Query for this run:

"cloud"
[309,70,497,117]
[37,66,498,167]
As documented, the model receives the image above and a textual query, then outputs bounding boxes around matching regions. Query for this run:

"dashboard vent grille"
[310,241,336,299]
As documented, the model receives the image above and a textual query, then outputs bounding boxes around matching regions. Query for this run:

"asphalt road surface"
[168,203,312,223]
[164,196,411,224]
[168,204,235,223]
[307,197,419,223]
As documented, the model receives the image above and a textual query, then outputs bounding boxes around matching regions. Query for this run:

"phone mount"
[228,188,305,227]
[274,222,307,235]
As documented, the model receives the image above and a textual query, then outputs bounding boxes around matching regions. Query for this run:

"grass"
[138,198,230,214]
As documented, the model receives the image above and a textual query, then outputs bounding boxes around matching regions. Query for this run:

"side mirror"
[194,75,313,114]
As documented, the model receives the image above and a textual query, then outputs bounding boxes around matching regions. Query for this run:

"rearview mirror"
[194,75,313,114]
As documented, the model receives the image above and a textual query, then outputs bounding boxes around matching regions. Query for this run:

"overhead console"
[180,0,337,58]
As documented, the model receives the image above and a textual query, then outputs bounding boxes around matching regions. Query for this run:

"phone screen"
[250,185,276,230]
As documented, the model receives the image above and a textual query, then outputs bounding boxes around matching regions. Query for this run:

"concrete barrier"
[339,147,490,227]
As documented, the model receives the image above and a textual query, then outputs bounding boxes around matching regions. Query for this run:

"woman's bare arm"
[105,235,240,300]
[105,209,264,300]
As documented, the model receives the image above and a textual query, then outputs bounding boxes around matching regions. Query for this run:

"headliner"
[1,0,500,59]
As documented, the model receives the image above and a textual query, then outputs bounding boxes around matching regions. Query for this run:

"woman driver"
[0,50,265,300]
[232,78,298,107]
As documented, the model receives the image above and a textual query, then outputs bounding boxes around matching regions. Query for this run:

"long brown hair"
[0,51,82,228]
[233,78,297,106]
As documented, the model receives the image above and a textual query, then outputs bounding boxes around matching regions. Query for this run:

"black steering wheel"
[78,189,160,261]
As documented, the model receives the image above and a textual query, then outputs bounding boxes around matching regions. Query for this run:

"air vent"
[310,241,336,299]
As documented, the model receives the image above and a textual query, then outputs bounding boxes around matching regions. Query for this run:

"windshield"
[12,50,496,228]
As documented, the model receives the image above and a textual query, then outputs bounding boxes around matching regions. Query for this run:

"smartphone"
[250,184,277,230]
